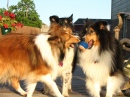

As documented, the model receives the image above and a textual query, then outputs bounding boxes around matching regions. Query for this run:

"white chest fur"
[78,47,113,84]
[58,47,75,75]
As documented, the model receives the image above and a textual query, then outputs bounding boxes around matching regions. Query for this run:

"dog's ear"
[97,21,111,31]
[48,36,61,44]
[69,14,73,22]
[84,18,88,24]
[96,21,108,30]
[49,15,59,23]
[100,21,108,26]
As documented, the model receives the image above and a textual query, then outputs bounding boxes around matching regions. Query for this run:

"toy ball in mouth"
[79,41,89,49]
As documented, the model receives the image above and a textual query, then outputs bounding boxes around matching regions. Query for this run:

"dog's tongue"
[88,40,94,48]
[59,62,63,66]
[70,44,74,48]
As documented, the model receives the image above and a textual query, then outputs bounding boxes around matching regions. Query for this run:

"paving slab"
[0,66,130,97]
[0,92,86,97]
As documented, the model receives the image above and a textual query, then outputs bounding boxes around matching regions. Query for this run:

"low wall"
[0,26,41,35]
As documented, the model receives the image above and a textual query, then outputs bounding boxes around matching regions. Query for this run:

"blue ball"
[79,41,88,49]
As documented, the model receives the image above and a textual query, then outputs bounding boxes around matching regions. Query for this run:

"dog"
[49,14,74,34]
[42,14,78,97]
[78,20,125,97]
[78,18,93,40]
[0,27,80,97]
[78,18,94,51]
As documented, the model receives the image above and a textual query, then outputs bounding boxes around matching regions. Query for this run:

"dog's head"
[48,29,80,61]
[83,21,109,49]
[49,14,74,34]
[49,23,80,48]
[79,18,93,40]
[48,14,80,53]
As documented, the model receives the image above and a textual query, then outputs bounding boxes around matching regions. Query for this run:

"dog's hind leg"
[11,77,26,96]
[106,77,116,97]
[41,74,63,97]
[86,79,101,97]
[42,84,51,94]
[116,88,124,96]
[106,76,124,97]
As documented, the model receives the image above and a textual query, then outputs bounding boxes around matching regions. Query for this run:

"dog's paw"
[41,87,51,94]
[116,92,124,96]
[23,94,27,97]
[63,92,69,97]
[20,92,27,97]
[68,89,72,92]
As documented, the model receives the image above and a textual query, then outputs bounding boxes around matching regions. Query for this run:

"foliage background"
[2,0,42,28]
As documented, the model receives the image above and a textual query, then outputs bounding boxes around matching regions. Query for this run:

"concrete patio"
[0,66,129,97]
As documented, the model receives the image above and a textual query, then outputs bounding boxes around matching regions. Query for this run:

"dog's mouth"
[66,36,80,48]
[70,44,75,48]
[65,43,75,49]
[88,39,94,49]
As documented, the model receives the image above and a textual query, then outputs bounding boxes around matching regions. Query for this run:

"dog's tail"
[113,13,123,40]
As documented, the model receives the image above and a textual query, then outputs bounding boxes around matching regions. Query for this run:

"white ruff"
[34,34,59,79]
[58,47,74,75]
[78,46,113,85]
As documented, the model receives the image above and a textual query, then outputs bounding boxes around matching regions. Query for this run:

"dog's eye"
[88,30,94,34]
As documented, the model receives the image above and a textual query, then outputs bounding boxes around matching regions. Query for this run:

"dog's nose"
[78,36,81,42]
[74,35,80,42]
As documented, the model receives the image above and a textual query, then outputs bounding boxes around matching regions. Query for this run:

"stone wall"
[0,26,41,35]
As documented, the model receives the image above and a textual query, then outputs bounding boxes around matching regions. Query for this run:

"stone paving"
[0,66,87,97]
[0,65,130,97]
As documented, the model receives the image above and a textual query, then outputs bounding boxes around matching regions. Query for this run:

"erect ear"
[100,21,108,26]
[49,15,59,23]
[97,21,108,30]
[69,14,73,22]
[84,18,89,25]
[85,18,88,23]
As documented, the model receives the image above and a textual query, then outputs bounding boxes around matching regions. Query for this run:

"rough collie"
[78,21,125,97]
[43,14,77,97]
[0,29,80,97]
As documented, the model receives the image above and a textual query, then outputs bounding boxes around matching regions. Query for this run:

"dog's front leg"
[11,77,27,96]
[62,69,72,97]
[26,82,37,97]
[41,74,64,97]
[86,78,101,97]
[67,71,72,92]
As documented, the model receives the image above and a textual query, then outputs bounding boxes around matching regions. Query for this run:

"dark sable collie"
[49,14,74,34]
[43,14,78,97]
[78,21,125,97]
[78,18,93,40]
[0,27,80,97]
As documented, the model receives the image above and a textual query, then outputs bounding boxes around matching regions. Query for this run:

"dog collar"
[59,62,63,66]
[94,60,99,64]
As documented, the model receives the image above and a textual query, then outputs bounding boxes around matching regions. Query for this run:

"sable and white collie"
[78,21,125,97]
[43,14,77,97]
[0,29,80,97]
